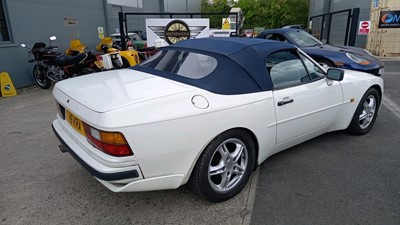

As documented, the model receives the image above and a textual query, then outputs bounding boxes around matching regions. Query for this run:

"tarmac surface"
[1,60,399,225]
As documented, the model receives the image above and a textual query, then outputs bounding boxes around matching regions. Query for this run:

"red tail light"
[83,123,133,157]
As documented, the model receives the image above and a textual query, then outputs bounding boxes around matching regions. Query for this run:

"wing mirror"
[20,43,26,48]
[326,68,344,81]
[50,36,57,41]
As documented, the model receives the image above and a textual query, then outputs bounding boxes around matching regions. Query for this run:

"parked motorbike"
[96,37,124,69]
[21,36,104,89]
[97,37,140,68]
[113,34,158,61]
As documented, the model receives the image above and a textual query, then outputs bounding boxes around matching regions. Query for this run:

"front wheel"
[347,88,380,135]
[317,59,334,69]
[189,129,256,202]
[33,65,51,89]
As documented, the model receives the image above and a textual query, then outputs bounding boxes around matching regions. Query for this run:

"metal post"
[326,14,332,44]
[347,8,360,46]
[320,15,325,42]
[118,12,126,50]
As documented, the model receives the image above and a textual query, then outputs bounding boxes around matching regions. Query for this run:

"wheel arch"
[371,84,383,104]
[184,127,260,185]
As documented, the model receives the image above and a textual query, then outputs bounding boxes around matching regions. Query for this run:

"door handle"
[277,98,294,106]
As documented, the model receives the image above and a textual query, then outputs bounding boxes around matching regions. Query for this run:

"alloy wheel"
[359,95,376,129]
[207,138,248,194]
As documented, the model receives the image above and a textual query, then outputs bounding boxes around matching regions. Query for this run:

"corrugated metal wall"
[367,0,400,57]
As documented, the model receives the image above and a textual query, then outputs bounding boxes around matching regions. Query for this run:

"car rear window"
[140,50,218,79]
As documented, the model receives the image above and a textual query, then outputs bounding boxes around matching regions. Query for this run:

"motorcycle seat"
[52,53,88,66]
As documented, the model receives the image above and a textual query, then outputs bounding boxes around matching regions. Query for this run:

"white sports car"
[52,38,383,202]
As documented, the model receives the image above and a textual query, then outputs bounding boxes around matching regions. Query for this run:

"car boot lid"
[54,69,196,113]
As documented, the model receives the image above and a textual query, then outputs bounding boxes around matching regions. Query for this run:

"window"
[140,50,218,79]
[266,50,323,89]
[298,53,325,81]
[264,33,287,42]
[0,0,10,42]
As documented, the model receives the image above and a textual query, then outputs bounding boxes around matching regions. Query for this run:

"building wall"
[367,0,400,57]
[309,0,371,47]
[0,0,200,88]
[0,0,107,88]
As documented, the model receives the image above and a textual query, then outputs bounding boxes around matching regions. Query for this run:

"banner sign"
[379,10,400,28]
[146,19,209,47]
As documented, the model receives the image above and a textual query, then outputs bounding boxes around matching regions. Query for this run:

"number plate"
[66,110,85,136]
[94,60,104,68]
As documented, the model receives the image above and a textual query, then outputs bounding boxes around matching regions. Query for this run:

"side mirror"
[20,43,26,48]
[326,68,344,81]
[50,36,57,41]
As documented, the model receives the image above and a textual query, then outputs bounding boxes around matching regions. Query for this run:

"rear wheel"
[33,65,51,89]
[189,129,255,202]
[347,88,380,135]
[80,67,97,75]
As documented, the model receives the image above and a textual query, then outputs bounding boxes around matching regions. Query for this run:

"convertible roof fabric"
[133,38,297,95]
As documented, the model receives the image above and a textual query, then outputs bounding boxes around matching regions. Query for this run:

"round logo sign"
[381,13,394,24]
[164,20,191,45]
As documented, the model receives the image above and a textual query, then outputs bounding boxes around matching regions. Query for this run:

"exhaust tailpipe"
[59,145,68,153]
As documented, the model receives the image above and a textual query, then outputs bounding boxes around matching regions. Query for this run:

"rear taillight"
[82,123,133,157]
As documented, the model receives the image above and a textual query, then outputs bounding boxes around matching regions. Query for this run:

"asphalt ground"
[0,60,399,225]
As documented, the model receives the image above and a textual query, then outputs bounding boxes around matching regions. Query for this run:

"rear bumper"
[52,119,142,182]
[52,124,139,181]
[52,119,185,192]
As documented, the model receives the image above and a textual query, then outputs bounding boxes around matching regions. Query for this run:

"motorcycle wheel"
[121,57,130,68]
[111,58,123,69]
[33,65,51,89]
[80,67,96,75]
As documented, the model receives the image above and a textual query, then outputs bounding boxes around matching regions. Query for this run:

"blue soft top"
[134,38,297,94]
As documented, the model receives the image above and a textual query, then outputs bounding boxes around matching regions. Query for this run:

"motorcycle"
[21,36,104,89]
[97,37,140,68]
[96,37,124,69]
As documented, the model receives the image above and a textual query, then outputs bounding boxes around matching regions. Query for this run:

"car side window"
[264,33,287,42]
[266,50,310,89]
[298,53,325,80]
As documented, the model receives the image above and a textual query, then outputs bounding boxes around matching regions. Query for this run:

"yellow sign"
[222,18,231,30]
[0,72,17,97]
[98,27,105,39]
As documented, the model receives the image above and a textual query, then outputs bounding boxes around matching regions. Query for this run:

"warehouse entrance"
[309,8,360,46]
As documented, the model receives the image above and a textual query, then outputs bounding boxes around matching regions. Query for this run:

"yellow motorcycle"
[97,37,140,68]
[65,39,105,70]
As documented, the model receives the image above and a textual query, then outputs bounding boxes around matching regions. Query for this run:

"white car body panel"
[273,78,343,144]
[52,66,383,193]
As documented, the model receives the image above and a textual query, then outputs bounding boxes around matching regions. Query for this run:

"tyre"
[33,65,51,89]
[121,57,130,68]
[111,58,123,69]
[317,59,334,69]
[189,129,256,202]
[80,67,97,75]
[347,88,380,135]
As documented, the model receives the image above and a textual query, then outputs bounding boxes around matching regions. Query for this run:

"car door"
[266,49,343,145]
